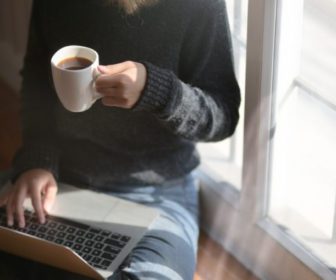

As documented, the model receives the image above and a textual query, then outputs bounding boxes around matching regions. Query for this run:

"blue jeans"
[0,172,199,280]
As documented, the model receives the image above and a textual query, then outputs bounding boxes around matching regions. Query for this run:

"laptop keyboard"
[0,207,131,270]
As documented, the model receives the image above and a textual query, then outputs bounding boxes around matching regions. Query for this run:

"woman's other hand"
[0,169,58,228]
[95,61,147,108]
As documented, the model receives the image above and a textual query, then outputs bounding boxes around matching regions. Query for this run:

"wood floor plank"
[195,231,259,280]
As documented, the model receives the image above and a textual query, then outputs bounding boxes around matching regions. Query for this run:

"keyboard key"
[57,224,67,231]
[64,241,73,247]
[105,239,126,248]
[37,233,46,239]
[49,222,57,228]
[89,228,101,234]
[74,244,83,251]
[94,243,104,249]
[85,232,94,239]
[76,230,85,237]
[104,245,120,254]
[94,235,104,242]
[84,255,92,262]
[75,237,85,244]
[111,233,121,239]
[55,238,63,244]
[56,232,66,238]
[46,235,55,242]
[66,234,76,241]
[30,224,39,230]
[92,257,102,264]
[121,236,131,242]
[38,226,48,233]
[85,240,94,246]
[92,249,101,256]
[17,227,28,233]
[101,230,111,237]
[78,251,86,257]
[47,229,57,235]
[102,252,116,261]
[102,259,112,268]
[83,247,92,254]
[66,227,76,234]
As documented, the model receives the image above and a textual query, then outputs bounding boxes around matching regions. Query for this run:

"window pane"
[299,0,336,105]
[269,0,336,271]
[198,0,247,190]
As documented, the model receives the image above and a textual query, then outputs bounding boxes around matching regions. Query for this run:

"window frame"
[198,0,336,279]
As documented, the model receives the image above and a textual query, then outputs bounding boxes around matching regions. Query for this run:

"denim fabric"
[0,172,199,280]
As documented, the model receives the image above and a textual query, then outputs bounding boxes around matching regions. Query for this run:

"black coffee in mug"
[57,57,92,70]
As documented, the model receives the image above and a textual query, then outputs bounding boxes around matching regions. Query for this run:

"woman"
[0,0,240,279]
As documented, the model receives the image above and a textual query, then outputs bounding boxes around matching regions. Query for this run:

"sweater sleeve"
[133,0,241,142]
[12,0,60,181]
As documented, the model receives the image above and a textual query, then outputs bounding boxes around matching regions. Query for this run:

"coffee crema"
[57,57,92,70]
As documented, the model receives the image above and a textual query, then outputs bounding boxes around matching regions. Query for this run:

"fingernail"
[19,221,25,228]
[7,220,13,227]
[98,65,108,73]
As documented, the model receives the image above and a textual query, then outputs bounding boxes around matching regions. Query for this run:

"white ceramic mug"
[51,45,102,112]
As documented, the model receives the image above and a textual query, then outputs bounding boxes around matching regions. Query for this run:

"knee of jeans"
[118,232,196,280]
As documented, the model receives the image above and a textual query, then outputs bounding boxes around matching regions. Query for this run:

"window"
[199,0,336,279]
[197,0,248,192]
[268,0,336,273]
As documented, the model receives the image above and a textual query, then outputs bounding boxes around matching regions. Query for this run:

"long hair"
[109,0,158,14]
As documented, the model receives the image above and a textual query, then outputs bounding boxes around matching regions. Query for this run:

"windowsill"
[258,217,336,280]
[196,166,240,211]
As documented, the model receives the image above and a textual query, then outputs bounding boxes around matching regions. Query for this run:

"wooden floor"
[0,79,258,280]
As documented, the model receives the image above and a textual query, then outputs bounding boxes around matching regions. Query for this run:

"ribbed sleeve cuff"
[132,62,174,113]
[12,145,60,182]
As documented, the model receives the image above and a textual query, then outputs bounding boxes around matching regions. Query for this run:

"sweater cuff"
[12,144,59,182]
[132,62,174,113]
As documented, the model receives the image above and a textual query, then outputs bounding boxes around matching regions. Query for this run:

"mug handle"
[92,67,103,100]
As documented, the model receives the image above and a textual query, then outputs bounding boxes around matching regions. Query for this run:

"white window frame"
[198,0,336,279]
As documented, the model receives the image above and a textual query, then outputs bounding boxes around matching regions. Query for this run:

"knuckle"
[124,60,134,68]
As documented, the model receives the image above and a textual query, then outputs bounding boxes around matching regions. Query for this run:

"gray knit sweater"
[13,0,241,188]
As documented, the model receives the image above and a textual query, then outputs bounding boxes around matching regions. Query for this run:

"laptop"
[0,182,159,280]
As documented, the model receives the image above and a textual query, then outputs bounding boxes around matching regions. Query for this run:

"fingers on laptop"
[16,183,30,228]
[4,183,29,228]
[2,183,53,228]
[30,184,46,225]
[42,183,57,214]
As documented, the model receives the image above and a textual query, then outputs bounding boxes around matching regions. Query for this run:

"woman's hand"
[0,169,58,228]
[95,61,147,109]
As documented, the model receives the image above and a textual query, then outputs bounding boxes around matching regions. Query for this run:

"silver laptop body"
[0,182,159,280]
